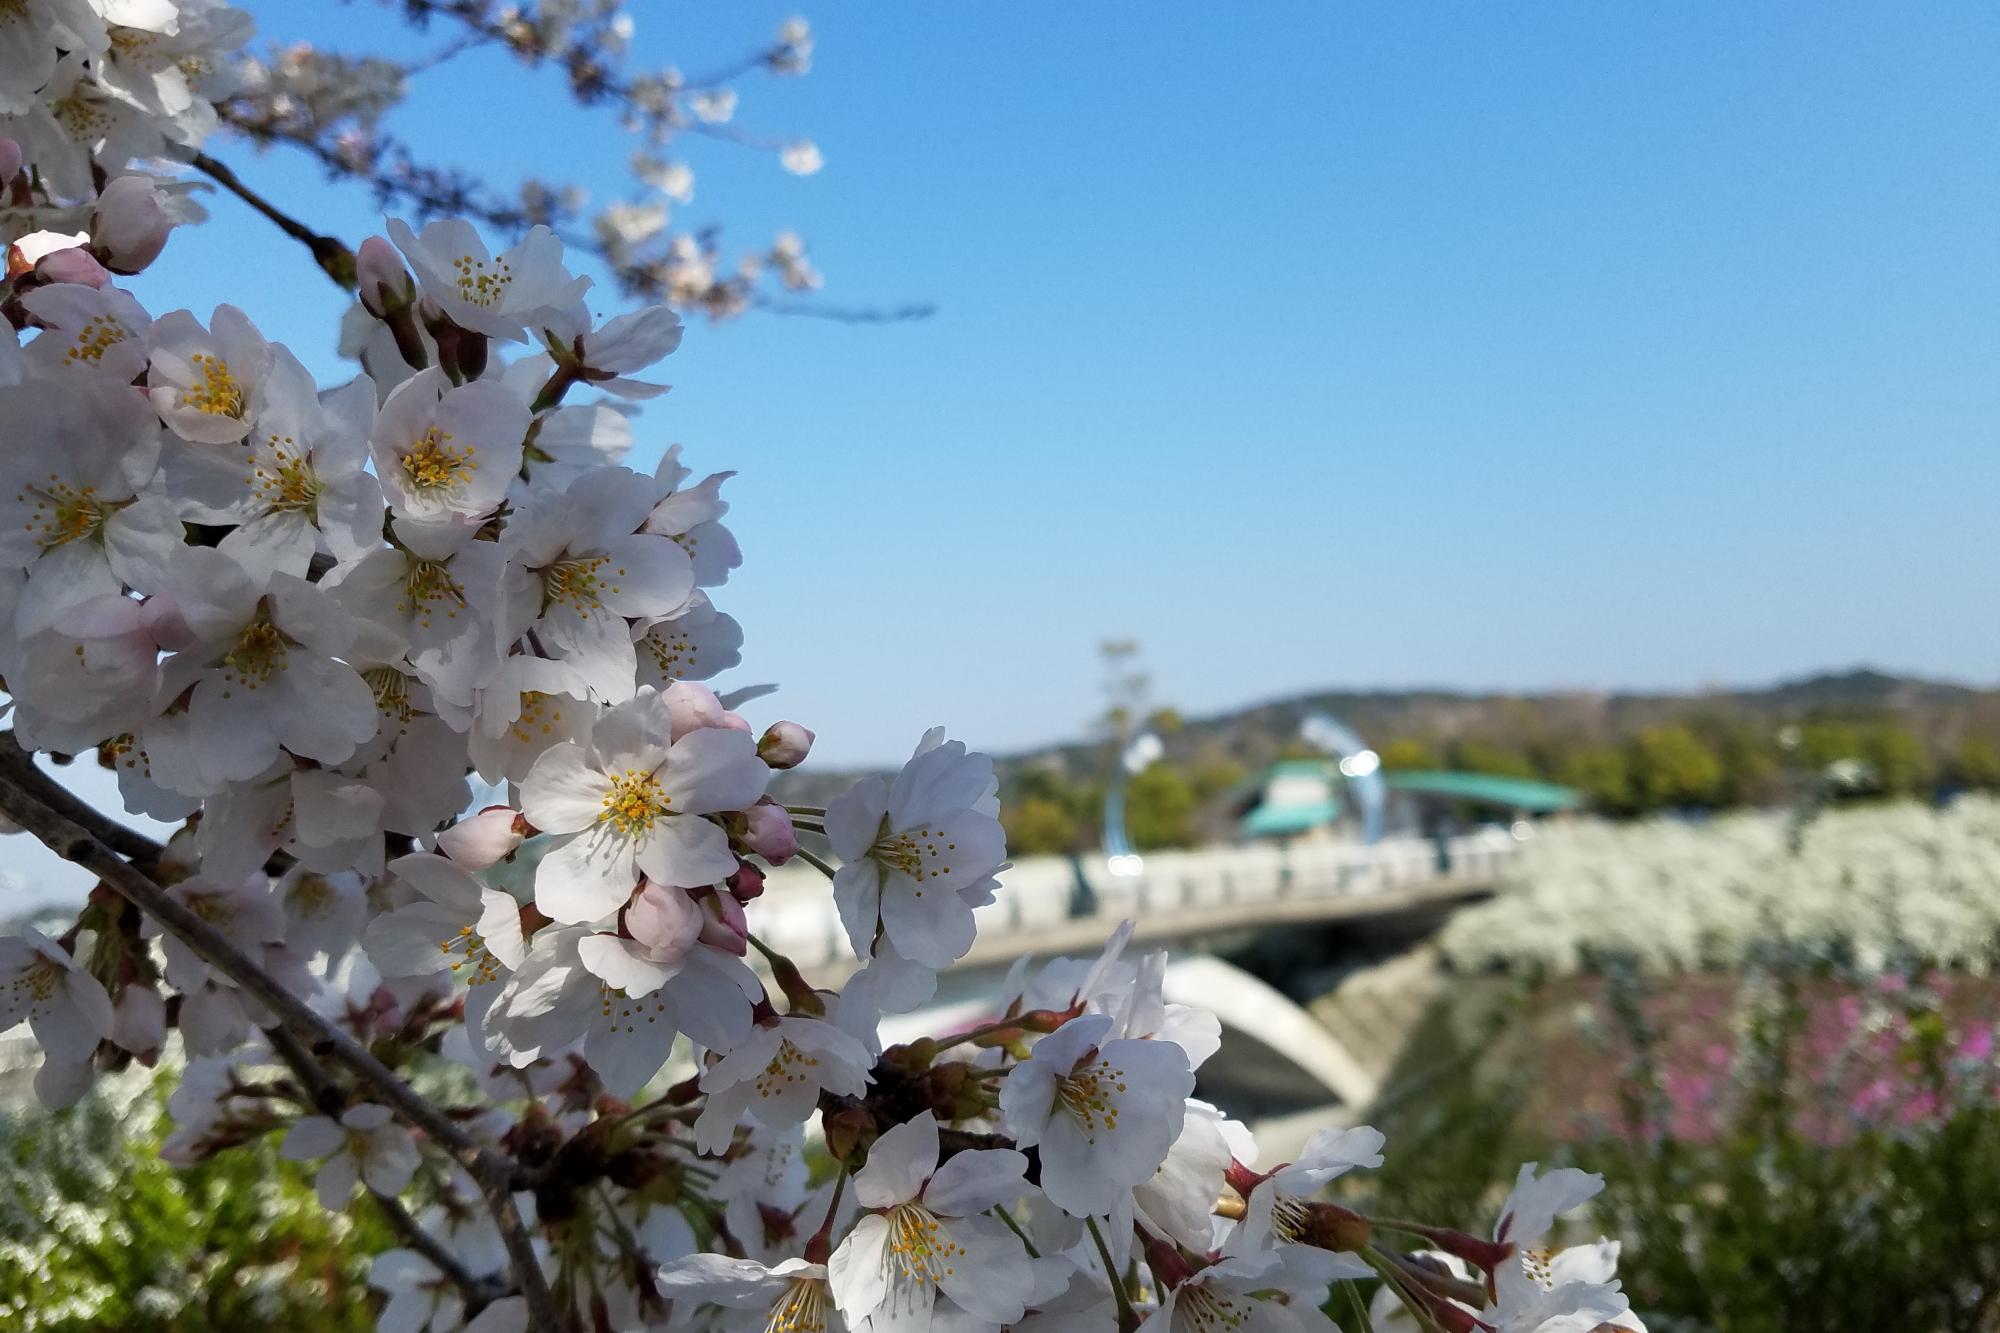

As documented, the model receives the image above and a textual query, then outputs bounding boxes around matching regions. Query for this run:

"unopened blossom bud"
[356,235,415,317]
[739,800,797,865]
[34,243,109,288]
[663,680,728,737]
[627,879,702,958]
[695,888,749,956]
[6,229,86,278]
[436,805,527,869]
[110,983,166,1060]
[757,721,814,769]
[821,1104,876,1166]
[91,176,176,274]
[1300,1200,1372,1252]
[728,861,765,901]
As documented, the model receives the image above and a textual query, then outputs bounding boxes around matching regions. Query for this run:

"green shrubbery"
[0,1072,384,1333]
[1355,965,2000,1331]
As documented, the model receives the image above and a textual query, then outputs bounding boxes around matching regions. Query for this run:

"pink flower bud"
[5,228,85,278]
[757,721,814,768]
[356,234,414,317]
[34,243,109,288]
[627,879,703,958]
[663,680,728,739]
[437,805,527,869]
[696,889,749,955]
[91,175,175,274]
[729,861,766,901]
[110,983,166,1060]
[0,138,21,183]
[740,800,798,865]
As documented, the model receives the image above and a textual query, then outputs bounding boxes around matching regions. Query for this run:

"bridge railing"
[757,830,1522,973]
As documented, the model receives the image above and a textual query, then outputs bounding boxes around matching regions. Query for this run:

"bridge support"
[1162,956,1379,1109]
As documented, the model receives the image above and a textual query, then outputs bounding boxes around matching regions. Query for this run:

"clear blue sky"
[139,2,2000,767]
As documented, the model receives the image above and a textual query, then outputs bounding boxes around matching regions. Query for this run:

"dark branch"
[190,151,357,291]
[0,760,556,1326]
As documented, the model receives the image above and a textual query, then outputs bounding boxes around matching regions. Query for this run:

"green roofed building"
[1231,760,1581,842]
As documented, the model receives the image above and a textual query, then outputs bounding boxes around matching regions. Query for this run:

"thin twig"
[190,151,357,290]
[0,765,557,1328]
[262,1023,501,1311]
[0,736,162,865]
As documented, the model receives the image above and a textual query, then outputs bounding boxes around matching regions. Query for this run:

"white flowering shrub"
[0,8,1643,1332]
[1442,798,2000,976]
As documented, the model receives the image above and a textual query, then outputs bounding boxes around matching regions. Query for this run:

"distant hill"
[987,668,2000,784]
[776,668,2000,806]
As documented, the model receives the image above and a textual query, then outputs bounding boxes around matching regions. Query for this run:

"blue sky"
[136,2,2000,767]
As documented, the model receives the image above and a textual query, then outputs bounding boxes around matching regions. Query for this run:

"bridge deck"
[755,830,1522,983]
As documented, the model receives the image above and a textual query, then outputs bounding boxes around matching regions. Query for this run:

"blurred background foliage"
[993,668,2000,856]
[0,1075,383,1332]
[1344,965,2000,1331]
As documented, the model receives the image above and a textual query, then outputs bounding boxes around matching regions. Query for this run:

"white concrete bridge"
[759,830,1523,1121]
[758,829,1519,979]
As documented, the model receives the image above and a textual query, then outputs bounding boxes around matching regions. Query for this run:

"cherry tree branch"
[261,1022,502,1308]
[0,738,162,865]
[0,758,556,1328]
[190,151,358,290]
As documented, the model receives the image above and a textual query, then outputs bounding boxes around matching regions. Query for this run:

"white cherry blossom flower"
[91,0,252,135]
[1483,1165,1629,1331]
[633,591,743,689]
[280,1102,421,1209]
[363,851,525,1028]
[372,368,528,523]
[1151,1251,1336,1333]
[389,216,590,343]
[521,686,769,923]
[8,592,160,753]
[148,872,282,991]
[464,653,594,785]
[0,378,180,636]
[658,1255,846,1333]
[694,1015,873,1154]
[998,1012,1195,1218]
[19,280,151,381]
[537,299,683,399]
[1224,1125,1382,1285]
[325,515,501,708]
[1133,1099,1252,1253]
[497,465,695,699]
[150,547,380,788]
[0,927,113,1081]
[146,303,272,444]
[277,866,368,961]
[0,0,107,116]
[481,923,758,1094]
[827,1109,1036,1332]
[827,730,1008,970]
[645,444,741,587]
[162,350,382,575]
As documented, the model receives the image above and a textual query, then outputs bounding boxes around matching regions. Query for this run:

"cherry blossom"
[0,926,113,1104]
[828,1110,1037,1331]
[520,686,769,923]
[280,1102,421,1210]
[388,217,590,343]
[827,730,1008,971]
[998,1012,1196,1218]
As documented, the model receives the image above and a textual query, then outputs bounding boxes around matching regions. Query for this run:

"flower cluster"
[0,0,248,242]
[1441,797,2000,976]
[222,2,828,318]
[0,11,1638,1332]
